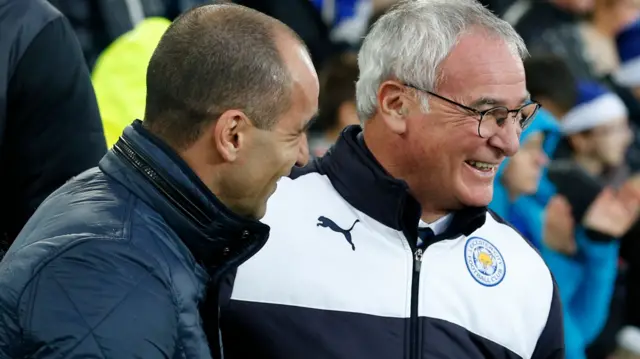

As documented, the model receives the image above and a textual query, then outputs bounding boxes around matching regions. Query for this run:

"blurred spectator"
[0,0,107,254]
[613,326,640,358]
[525,55,579,121]
[309,52,360,157]
[521,56,639,358]
[606,23,640,355]
[48,0,210,69]
[559,82,633,185]
[92,17,171,147]
[310,0,373,46]
[615,19,640,98]
[608,19,640,171]
[548,82,639,359]
[489,109,561,249]
[505,0,594,40]
[505,0,596,80]
[580,0,640,78]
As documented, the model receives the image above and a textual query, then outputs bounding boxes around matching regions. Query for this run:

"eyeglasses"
[403,83,540,138]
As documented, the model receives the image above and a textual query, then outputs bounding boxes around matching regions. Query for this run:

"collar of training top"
[317,125,487,240]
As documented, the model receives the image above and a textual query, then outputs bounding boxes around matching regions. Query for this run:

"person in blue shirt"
[491,96,636,359]
[490,108,566,250]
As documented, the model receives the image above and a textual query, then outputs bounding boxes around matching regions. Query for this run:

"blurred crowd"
[3,0,640,358]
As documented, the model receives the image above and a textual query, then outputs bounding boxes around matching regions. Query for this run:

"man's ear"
[378,81,409,134]
[213,110,250,162]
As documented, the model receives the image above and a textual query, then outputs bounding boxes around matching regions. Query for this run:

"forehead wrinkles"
[435,33,524,97]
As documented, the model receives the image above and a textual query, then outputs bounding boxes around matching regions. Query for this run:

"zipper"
[410,248,423,359]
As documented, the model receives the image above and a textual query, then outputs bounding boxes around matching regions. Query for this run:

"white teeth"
[467,161,497,170]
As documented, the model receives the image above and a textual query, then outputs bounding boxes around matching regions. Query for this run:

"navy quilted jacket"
[0,121,269,358]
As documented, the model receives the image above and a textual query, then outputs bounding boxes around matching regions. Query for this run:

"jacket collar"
[99,120,269,275]
[318,125,486,243]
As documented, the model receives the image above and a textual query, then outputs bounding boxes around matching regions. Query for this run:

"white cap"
[617,326,640,354]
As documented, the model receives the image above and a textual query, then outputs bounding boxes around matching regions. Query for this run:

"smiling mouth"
[464,160,498,172]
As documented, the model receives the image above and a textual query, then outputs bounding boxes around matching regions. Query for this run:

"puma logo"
[317,216,360,251]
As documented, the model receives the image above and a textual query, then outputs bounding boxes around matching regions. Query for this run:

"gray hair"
[355,0,528,122]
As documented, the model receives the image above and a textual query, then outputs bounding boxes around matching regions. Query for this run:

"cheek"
[502,162,520,187]
[506,155,533,181]
[406,118,479,178]
[272,139,300,169]
[598,138,620,159]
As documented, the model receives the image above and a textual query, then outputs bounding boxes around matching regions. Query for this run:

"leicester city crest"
[464,236,506,287]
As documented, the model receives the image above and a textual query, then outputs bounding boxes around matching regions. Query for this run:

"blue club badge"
[464,236,506,287]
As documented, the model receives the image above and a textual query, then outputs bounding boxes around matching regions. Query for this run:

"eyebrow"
[302,110,320,132]
[468,93,531,109]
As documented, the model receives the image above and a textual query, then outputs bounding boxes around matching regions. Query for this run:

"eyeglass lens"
[478,103,538,138]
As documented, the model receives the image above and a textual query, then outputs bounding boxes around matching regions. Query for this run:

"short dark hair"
[311,52,359,133]
[144,4,295,149]
[524,55,578,113]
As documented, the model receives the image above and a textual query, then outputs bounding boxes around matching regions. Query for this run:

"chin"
[252,204,268,220]
[458,183,494,207]
[524,182,539,196]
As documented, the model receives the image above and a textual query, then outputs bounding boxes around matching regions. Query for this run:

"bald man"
[0,4,318,359]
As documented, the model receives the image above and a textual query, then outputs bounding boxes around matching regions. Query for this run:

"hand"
[618,174,640,203]
[583,188,640,237]
[544,195,577,255]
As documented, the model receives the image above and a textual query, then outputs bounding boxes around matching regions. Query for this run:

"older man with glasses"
[218,1,562,359]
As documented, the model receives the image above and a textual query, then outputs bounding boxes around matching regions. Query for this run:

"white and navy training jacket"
[220,125,564,359]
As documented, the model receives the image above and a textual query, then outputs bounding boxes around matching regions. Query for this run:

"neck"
[507,187,522,202]
[574,153,604,176]
[420,211,450,224]
[362,122,405,179]
[178,145,244,216]
[363,123,450,224]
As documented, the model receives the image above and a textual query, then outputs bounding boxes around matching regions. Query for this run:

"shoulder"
[18,169,136,242]
[1,0,62,43]
[266,159,343,214]
[6,170,179,290]
[1,234,172,299]
[476,209,554,295]
[457,210,558,355]
[482,209,550,268]
[1,0,61,21]
[0,237,179,357]
[0,236,177,331]
[473,210,554,289]
[264,168,358,230]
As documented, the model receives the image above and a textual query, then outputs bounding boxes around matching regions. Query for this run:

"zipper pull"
[414,248,423,272]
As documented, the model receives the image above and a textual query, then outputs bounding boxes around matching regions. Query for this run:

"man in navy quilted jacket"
[0,3,318,359]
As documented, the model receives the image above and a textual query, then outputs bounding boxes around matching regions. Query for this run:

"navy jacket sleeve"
[531,279,565,359]
[2,14,107,242]
[1,240,177,358]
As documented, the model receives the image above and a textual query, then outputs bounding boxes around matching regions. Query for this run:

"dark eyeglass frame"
[403,83,541,138]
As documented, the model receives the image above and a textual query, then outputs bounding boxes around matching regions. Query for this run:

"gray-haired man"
[220,1,564,358]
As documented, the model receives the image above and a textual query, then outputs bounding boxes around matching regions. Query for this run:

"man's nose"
[487,121,520,157]
[296,133,310,167]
